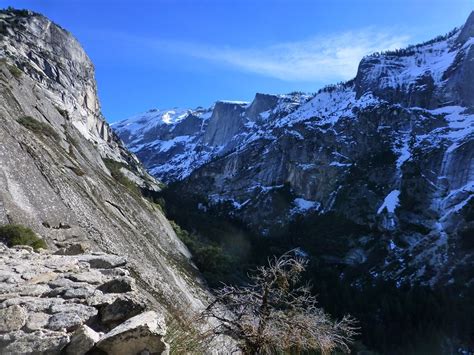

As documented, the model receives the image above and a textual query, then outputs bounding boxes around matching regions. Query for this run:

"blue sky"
[4,0,474,122]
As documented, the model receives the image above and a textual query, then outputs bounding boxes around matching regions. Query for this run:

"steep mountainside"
[115,12,474,286]
[0,8,223,351]
[112,94,310,182]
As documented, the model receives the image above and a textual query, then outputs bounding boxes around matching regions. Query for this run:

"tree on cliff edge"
[201,251,358,354]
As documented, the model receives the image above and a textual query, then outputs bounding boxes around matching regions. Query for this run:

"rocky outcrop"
[96,311,168,355]
[0,244,169,354]
[245,93,280,120]
[202,101,248,147]
[456,11,474,44]
[0,9,104,143]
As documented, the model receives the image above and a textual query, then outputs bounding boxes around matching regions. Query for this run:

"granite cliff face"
[0,9,227,353]
[115,13,474,286]
[1,11,98,136]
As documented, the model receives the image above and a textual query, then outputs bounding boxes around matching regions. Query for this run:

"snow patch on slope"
[113,108,192,135]
[363,30,461,89]
[291,198,321,215]
[377,190,400,214]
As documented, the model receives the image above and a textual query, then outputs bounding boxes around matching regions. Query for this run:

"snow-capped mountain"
[112,94,310,181]
[114,12,474,285]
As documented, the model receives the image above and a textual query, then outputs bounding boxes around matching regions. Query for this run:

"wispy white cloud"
[143,29,409,82]
[107,28,410,82]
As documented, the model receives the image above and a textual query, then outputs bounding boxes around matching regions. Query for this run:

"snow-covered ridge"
[358,30,459,87]
[217,100,249,105]
[113,93,311,181]
[112,108,210,138]
[112,12,474,286]
[114,13,474,191]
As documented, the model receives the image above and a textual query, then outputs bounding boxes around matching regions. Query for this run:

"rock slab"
[96,311,169,355]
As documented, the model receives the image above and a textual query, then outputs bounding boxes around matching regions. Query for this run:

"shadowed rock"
[97,276,134,294]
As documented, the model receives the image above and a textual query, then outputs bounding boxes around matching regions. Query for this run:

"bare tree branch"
[200,250,358,354]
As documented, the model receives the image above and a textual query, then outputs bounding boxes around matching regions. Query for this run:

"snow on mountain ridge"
[113,108,199,134]
[114,20,474,188]
[112,15,474,285]
[114,93,311,181]
[359,30,459,90]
